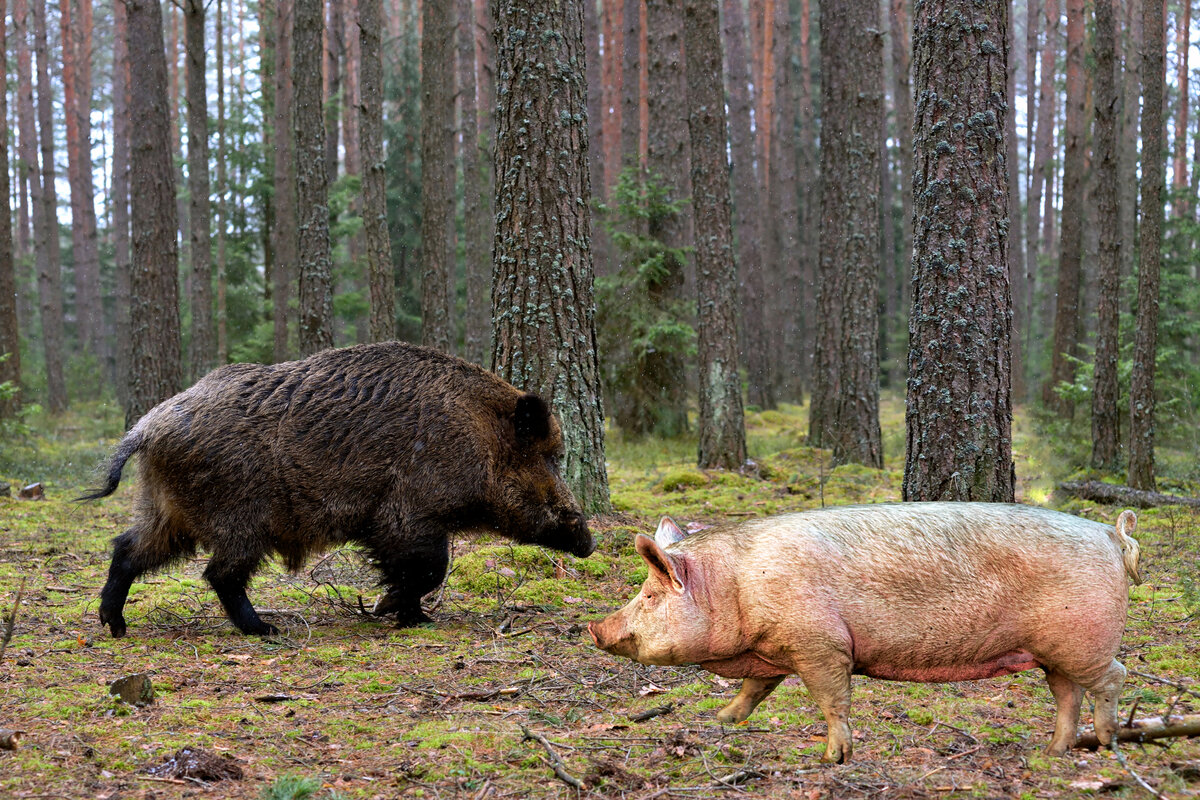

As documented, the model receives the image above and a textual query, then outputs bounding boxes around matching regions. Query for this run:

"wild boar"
[589,503,1142,763]
[83,342,593,638]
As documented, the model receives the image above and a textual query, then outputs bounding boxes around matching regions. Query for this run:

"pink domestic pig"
[589,503,1142,763]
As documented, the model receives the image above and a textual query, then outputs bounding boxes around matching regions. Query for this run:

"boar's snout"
[564,512,596,557]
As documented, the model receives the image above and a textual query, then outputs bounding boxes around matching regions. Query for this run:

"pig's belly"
[700,653,790,679]
[855,650,1042,682]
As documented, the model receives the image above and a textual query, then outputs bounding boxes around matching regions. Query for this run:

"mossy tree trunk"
[491,0,612,515]
[420,0,455,353]
[903,0,1014,503]
[360,0,395,342]
[684,0,747,471]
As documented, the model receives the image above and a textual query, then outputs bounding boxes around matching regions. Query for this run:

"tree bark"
[420,0,455,352]
[0,0,18,417]
[184,0,214,379]
[460,0,488,363]
[810,0,883,468]
[684,0,747,471]
[584,0,614,282]
[1091,0,1122,472]
[215,0,227,362]
[1005,0,1026,401]
[1119,0,1142,282]
[31,0,66,413]
[294,0,336,355]
[360,0,394,342]
[1027,0,1058,371]
[126,0,183,427]
[492,0,612,514]
[325,0,344,186]
[743,0,775,410]
[767,0,798,404]
[1172,0,1190,215]
[111,0,131,406]
[1044,0,1086,414]
[1021,0,1038,401]
[903,0,1014,503]
[1128,0,1164,492]
[889,0,914,373]
[273,0,296,361]
[601,0,622,201]
[794,0,817,396]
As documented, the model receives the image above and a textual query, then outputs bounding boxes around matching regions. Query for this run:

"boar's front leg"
[365,525,451,628]
[716,677,785,724]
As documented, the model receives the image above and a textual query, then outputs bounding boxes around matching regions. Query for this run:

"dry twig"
[0,577,27,666]
[519,724,584,790]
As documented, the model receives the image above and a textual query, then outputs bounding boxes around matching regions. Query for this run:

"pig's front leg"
[796,662,854,764]
[716,676,785,724]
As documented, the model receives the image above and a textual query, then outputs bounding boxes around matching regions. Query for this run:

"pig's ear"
[513,393,553,444]
[654,516,685,548]
[635,534,686,593]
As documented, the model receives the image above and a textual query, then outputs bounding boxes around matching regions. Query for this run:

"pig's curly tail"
[76,429,146,502]
[1112,509,1142,586]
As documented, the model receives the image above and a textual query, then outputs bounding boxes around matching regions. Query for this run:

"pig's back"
[708,504,1131,682]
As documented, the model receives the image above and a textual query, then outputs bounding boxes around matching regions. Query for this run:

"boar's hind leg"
[716,677,785,724]
[100,526,188,638]
[202,549,277,636]
[796,663,854,764]
[1044,668,1085,756]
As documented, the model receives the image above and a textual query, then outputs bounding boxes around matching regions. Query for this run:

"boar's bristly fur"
[86,342,593,638]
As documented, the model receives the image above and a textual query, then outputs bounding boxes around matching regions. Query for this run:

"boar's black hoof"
[393,607,433,628]
[99,608,127,638]
[236,620,279,636]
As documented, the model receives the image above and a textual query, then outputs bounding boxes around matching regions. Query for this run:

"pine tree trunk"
[1028,0,1058,371]
[903,0,1014,503]
[420,0,454,352]
[1120,0,1142,282]
[1005,0,1026,401]
[1091,0,1122,472]
[1044,0,1086,415]
[325,0,344,185]
[215,0,228,363]
[684,0,747,471]
[810,0,883,468]
[889,0,914,368]
[294,0,335,355]
[722,0,766,411]
[31,0,66,413]
[1172,1,1190,215]
[1021,0,1039,399]
[259,0,275,326]
[601,0,622,201]
[126,0,182,427]
[584,0,614,280]
[492,0,612,514]
[0,0,18,417]
[1128,0,1164,492]
[768,0,798,403]
[272,0,296,361]
[110,0,131,405]
[795,0,817,396]
[342,0,365,343]
[633,0,690,436]
[12,0,37,408]
[360,0,394,342]
[460,0,488,364]
[621,0,642,172]
[184,0,214,379]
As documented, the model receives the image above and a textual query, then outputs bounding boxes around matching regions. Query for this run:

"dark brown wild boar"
[590,504,1142,763]
[83,342,593,637]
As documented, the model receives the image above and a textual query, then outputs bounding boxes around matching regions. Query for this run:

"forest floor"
[1,397,1198,799]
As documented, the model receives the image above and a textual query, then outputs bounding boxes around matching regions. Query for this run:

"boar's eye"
[545,454,560,474]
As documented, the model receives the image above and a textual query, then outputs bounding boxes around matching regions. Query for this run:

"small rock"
[109,673,155,706]
[0,482,9,497]
[17,482,44,501]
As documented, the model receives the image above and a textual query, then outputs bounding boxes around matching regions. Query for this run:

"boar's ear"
[635,534,686,593]
[513,393,553,445]
[654,516,685,548]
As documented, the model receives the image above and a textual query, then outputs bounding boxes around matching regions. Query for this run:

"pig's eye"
[642,590,658,607]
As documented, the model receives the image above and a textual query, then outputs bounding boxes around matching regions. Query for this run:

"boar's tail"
[76,430,146,502]
[1112,510,1143,586]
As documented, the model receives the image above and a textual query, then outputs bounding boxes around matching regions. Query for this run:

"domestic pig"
[83,342,593,637]
[589,503,1142,763]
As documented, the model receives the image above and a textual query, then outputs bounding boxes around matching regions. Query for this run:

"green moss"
[659,468,709,492]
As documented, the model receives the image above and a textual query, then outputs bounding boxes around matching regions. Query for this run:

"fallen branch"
[1076,715,1200,750]
[1111,742,1168,800]
[1056,481,1200,509]
[629,703,675,723]
[0,577,26,666]
[519,724,583,790]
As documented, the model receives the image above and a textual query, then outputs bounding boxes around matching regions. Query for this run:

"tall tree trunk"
[889,0,914,374]
[325,0,344,184]
[295,0,335,355]
[167,6,187,263]
[1021,0,1039,401]
[126,0,182,427]
[684,0,748,470]
[32,0,66,412]
[460,0,488,363]
[1005,0,1026,400]
[584,0,614,281]
[360,0,394,341]
[1028,0,1058,371]
[1128,0,1164,492]
[1044,0,1086,414]
[12,0,36,408]
[420,0,454,352]
[1091,0,1122,471]
[809,0,883,468]
[112,0,131,407]
[184,0,214,379]
[215,0,228,363]
[273,0,296,361]
[342,0,365,343]
[904,0,1014,503]
[601,0,622,200]
[1172,0,1190,215]
[722,0,766,410]
[1120,0,1142,281]
[795,0,817,396]
[259,0,275,327]
[621,0,643,172]
[633,0,690,436]
[492,0,612,514]
[60,0,101,363]
[768,0,798,403]
[0,0,18,417]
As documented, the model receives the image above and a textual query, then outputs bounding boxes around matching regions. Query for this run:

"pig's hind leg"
[1044,668,1084,755]
[1082,660,1126,748]
[1044,659,1126,755]
[716,677,785,724]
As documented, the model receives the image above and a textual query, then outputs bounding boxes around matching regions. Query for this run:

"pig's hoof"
[821,744,850,764]
[716,706,750,724]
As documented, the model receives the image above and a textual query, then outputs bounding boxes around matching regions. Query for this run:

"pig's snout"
[588,614,637,659]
